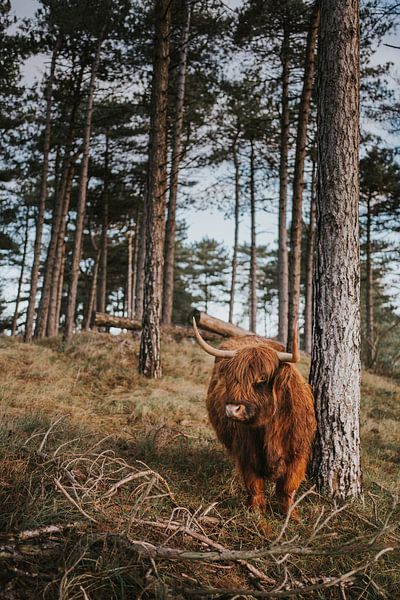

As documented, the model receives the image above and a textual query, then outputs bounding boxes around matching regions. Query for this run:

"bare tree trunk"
[36,62,84,338]
[35,163,67,338]
[303,154,317,354]
[127,215,134,319]
[134,202,146,320]
[278,28,290,346]
[25,38,60,342]
[131,208,140,317]
[11,208,30,336]
[310,0,362,499]
[228,135,240,324]
[83,247,100,330]
[54,238,66,331]
[47,166,74,336]
[365,192,374,368]
[139,0,171,378]
[249,139,257,333]
[98,135,110,315]
[287,2,320,349]
[64,36,103,341]
[162,1,191,324]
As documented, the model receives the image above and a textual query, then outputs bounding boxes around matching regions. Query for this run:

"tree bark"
[365,192,374,368]
[287,2,320,349]
[64,36,103,341]
[228,134,240,324]
[134,201,146,320]
[303,154,317,354]
[36,61,84,338]
[249,139,257,333]
[139,0,171,378]
[11,207,30,336]
[310,0,362,499]
[24,38,60,342]
[277,28,290,346]
[162,0,191,324]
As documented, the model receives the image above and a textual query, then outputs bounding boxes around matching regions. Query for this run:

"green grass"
[0,332,399,599]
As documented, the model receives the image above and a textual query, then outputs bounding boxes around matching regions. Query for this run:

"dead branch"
[177,549,393,597]
[87,529,394,563]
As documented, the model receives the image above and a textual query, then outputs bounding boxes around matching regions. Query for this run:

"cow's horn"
[192,318,236,358]
[276,325,300,363]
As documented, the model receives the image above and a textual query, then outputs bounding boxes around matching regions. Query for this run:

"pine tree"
[139,0,172,378]
[310,0,362,499]
[190,237,230,313]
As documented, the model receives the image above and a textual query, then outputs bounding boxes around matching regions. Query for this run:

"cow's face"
[222,346,280,426]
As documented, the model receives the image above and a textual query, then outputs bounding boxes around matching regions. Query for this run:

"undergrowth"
[0,332,399,599]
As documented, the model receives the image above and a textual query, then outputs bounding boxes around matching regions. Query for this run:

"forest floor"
[0,332,399,599]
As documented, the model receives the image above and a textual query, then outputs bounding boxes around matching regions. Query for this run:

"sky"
[5,0,400,332]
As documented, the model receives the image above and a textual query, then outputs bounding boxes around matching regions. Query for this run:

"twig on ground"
[54,477,99,524]
[38,414,70,453]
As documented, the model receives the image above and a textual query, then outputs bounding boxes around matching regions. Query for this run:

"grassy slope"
[0,332,399,599]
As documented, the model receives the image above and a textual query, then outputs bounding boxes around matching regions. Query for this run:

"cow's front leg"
[239,466,265,511]
[275,457,307,520]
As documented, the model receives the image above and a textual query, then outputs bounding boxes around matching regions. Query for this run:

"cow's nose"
[226,404,243,419]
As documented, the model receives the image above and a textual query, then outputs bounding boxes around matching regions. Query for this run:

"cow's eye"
[254,380,267,389]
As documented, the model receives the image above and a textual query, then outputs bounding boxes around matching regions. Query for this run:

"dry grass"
[0,332,399,599]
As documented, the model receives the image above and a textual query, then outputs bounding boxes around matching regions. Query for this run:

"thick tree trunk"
[277,29,290,346]
[11,208,30,336]
[303,155,317,354]
[249,139,257,333]
[139,0,171,378]
[228,136,240,324]
[287,3,320,349]
[134,202,146,320]
[24,38,59,342]
[365,192,374,367]
[36,62,84,338]
[310,0,362,499]
[162,1,191,324]
[64,36,103,341]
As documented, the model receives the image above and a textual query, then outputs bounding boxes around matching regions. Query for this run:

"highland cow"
[193,318,316,519]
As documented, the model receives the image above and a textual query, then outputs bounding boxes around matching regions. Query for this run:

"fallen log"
[94,312,141,330]
[93,312,221,341]
[190,310,256,338]
[162,324,222,342]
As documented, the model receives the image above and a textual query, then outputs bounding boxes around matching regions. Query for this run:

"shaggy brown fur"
[206,335,316,518]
